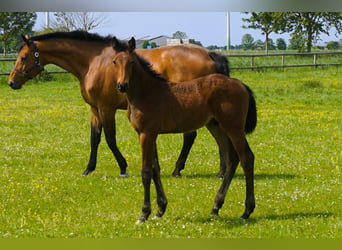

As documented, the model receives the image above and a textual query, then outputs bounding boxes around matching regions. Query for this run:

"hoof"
[120,172,129,177]
[82,169,93,176]
[135,217,146,225]
[216,172,224,179]
[240,213,250,220]
[171,171,182,178]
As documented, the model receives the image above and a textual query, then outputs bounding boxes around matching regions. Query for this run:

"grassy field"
[0,66,341,238]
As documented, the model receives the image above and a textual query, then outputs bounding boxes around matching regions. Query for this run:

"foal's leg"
[206,121,239,216]
[225,131,255,219]
[152,147,168,219]
[172,131,197,177]
[83,107,102,175]
[101,109,128,176]
[137,132,157,223]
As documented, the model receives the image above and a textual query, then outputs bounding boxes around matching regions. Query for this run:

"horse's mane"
[134,52,167,83]
[30,30,113,44]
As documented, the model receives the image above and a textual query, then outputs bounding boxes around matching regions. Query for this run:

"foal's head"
[8,35,45,89]
[111,37,136,93]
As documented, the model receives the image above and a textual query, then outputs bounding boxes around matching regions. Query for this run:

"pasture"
[0,66,341,238]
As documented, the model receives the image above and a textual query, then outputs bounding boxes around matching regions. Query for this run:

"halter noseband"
[13,41,44,79]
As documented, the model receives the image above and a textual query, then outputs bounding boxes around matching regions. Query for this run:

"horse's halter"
[13,41,44,79]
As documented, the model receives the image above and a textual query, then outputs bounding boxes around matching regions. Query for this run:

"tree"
[277,12,342,52]
[52,12,108,31]
[326,41,340,50]
[0,12,37,55]
[276,38,287,50]
[242,12,280,54]
[172,31,188,39]
[288,35,305,51]
[241,33,254,50]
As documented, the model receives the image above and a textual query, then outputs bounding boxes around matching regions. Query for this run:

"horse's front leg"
[83,107,102,175]
[101,109,128,176]
[137,132,157,223]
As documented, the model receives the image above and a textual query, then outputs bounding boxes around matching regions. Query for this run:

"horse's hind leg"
[102,109,128,176]
[83,107,103,175]
[206,121,239,215]
[172,131,197,177]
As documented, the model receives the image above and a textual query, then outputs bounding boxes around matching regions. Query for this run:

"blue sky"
[34,12,339,47]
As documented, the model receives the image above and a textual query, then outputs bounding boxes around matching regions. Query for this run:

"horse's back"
[136,46,217,82]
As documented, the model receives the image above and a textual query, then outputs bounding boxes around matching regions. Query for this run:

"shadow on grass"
[197,211,333,229]
[163,173,297,180]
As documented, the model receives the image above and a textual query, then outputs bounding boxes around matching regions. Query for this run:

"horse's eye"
[113,59,116,65]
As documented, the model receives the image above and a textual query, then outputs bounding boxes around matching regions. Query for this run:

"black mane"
[134,52,167,82]
[30,30,113,44]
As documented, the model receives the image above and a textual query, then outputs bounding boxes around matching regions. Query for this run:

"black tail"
[243,83,257,134]
[209,51,230,77]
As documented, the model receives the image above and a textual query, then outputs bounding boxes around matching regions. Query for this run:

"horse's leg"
[101,109,128,176]
[217,149,227,178]
[83,107,102,175]
[172,131,197,177]
[206,121,239,216]
[152,147,168,219]
[137,132,157,223]
[223,131,255,219]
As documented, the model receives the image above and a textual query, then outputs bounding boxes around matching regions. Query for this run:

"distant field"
[0,66,341,238]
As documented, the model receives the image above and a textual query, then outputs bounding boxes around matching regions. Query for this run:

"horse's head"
[111,37,136,93]
[8,35,45,90]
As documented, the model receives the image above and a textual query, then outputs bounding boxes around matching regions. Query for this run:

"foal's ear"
[112,36,121,51]
[128,37,136,52]
[21,34,31,46]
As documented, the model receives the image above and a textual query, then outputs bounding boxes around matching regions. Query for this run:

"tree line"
[239,12,342,53]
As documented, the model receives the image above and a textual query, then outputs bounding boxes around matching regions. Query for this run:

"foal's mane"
[134,52,167,82]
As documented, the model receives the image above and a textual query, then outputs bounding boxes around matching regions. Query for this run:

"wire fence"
[1,51,341,76]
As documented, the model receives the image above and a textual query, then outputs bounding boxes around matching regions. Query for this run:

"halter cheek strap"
[13,41,44,79]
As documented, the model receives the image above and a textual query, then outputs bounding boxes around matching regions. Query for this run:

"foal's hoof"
[119,172,129,177]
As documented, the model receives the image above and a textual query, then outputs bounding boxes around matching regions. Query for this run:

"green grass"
[0,66,341,238]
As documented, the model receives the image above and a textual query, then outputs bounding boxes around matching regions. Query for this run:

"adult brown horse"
[111,37,257,223]
[8,31,230,177]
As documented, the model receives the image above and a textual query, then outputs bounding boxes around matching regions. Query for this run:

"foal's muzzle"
[117,82,128,93]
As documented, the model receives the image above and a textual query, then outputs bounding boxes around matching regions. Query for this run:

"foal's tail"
[243,83,257,134]
[209,51,230,77]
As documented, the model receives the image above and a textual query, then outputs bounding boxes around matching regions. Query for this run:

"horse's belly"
[161,110,212,133]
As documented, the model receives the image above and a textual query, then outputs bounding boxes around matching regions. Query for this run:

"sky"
[34,12,340,47]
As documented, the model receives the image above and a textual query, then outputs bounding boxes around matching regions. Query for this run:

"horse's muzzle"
[117,82,128,93]
[8,80,22,90]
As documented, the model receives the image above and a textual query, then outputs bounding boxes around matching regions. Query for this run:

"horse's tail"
[243,83,257,134]
[209,51,230,77]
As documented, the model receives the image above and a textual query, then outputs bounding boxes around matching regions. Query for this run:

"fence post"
[313,53,317,67]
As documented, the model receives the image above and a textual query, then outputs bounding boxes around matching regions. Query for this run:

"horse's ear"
[21,34,31,46]
[128,37,136,52]
[112,36,120,51]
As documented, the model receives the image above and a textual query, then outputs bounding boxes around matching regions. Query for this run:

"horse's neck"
[37,39,107,81]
